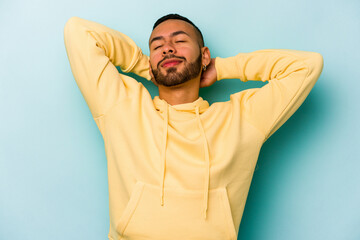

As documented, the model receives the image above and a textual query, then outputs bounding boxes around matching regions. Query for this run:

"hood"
[153,96,209,114]
[153,96,211,219]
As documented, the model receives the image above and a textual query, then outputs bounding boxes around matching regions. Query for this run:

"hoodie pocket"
[116,181,237,240]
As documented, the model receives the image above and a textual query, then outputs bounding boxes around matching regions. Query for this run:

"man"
[64,14,323,240]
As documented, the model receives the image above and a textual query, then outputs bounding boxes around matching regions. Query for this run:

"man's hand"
[200,58,217,88]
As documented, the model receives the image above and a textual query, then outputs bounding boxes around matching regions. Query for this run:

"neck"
[157,78,200,106]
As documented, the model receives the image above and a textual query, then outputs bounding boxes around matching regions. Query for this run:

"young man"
[64,14,323,240]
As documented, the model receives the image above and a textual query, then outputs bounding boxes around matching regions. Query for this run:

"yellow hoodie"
[64,17,323,240]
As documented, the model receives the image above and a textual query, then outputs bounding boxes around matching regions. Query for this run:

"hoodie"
[64,17,323,240]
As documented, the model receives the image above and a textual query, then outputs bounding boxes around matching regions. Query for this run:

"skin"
[148,19,217,105]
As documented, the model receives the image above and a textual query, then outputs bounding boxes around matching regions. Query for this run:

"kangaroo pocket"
[116,181,237,240]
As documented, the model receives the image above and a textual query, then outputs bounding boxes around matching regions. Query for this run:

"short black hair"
[152,13,204,47]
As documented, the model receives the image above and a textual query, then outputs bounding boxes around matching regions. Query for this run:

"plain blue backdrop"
[1,0,359,239]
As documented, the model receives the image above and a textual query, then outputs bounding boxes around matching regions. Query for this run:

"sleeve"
[64,16,151,118]
[215,49,324,140]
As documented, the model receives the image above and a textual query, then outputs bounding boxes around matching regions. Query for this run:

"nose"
[162,42,176,55]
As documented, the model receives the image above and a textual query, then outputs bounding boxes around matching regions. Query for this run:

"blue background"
[1,0,359,239]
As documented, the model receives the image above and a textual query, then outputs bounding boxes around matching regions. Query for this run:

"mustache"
[157,54,186,68]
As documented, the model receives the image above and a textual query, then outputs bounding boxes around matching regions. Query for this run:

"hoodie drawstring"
[195,106,210,219]
[159,102,210,220]
[160,103,168,206]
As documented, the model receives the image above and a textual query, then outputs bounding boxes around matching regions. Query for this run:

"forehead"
[149,19,198,43]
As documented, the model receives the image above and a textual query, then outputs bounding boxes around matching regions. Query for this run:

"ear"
[201,47,211,67]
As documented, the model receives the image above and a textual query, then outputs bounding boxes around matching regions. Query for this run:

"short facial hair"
[151,52,202,87]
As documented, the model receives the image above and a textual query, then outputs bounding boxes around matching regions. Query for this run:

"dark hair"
[152,13,204,47]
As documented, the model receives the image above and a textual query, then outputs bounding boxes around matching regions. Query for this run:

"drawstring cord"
[160,103,168,206]
[195,106,210,219]
[159,102,210,220]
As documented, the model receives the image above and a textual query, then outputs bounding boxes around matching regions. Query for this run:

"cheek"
[179,46,200,61]
[150,53,163,69]
[149,57,159,69]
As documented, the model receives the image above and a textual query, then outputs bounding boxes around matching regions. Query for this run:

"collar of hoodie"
[153,96,211,219]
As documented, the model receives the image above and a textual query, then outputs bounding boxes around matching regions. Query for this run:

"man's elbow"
[305,52,324,81]
[313,52,324,71]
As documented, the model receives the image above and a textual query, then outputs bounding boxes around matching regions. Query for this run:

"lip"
[161,58,183,68]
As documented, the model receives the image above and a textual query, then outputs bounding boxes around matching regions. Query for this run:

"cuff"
[215,55,244,81]
[130,51,151,81]
[215,53,246,81]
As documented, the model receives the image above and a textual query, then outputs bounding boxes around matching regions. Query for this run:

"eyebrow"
[150,31,190,45]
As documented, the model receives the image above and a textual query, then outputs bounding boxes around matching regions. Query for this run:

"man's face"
[149,19,203,87]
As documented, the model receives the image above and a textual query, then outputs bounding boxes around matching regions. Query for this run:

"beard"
[151,53,202,87]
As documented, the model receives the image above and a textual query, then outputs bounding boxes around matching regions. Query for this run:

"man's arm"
[215,49,324,140]
[64,17,151,118]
